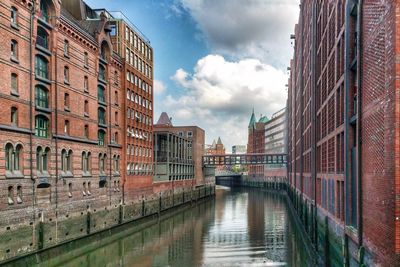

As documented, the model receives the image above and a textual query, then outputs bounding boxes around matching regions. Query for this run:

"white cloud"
[165,55,287,151]
[176,0,299,69]
[153,80,167,95]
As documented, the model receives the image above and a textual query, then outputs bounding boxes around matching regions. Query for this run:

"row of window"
[126,90,152,110]
[126,71,152,94]
[124,26,152,61]
[125,48,152,79]
[126,163,153,175]
[4,143,120,175]
[127,108,152,126]
[126,128,151,142]
[126,144,152,158]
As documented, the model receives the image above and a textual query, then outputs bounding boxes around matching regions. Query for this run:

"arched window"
[82,151,91,174]
[98,107,106,125]
[97,85,105,103]
[14,144,22,171]
[36,147,50,173]
[37,26,48,49]
[5,143,13,171]
[11,6,18,25]
[35,55,48,79]
[64,66,69,83]
[61,149,72,173]
[64,40,69,57]
[35,115,49,137]
[99,153,106,173]
[39,0,49,22]
[35,85,49,108]
[16,185,22,203]
[8,186,14,205]
[98,130,105,146]
[84,52,89,67]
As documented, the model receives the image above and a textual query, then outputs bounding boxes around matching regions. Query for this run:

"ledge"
[60,171,73,178]
[10,90,20,97]
[37,17,53,30]
[35,75,51,85]
[35,106,51,114]
[10,23,19,31]
[0,124,34,135]
[5,171,24,179]
[10,57,19,64]
[35,44,52,56]
[53,134,99,145]
[108,143,122,148]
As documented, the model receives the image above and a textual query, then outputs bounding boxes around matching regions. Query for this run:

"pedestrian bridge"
[203,153,287,166]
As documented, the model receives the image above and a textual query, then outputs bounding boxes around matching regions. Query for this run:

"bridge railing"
[203,153,287,166]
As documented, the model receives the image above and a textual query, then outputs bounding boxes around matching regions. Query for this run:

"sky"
[86,0,300,152]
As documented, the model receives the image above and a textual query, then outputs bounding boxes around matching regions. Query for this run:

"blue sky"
[86,0,299,151]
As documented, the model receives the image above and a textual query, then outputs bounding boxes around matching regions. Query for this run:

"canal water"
[26,187,314,267]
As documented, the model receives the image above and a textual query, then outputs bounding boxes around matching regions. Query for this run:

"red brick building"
[247,109,268,178]
[287,1,400,266]
[106,11,154,201]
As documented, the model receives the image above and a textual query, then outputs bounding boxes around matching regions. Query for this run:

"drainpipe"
[54,15,59,210]
[108,60,112,206]
[356,0,363,248]
[30,0,36,223]
[344,0,351,265]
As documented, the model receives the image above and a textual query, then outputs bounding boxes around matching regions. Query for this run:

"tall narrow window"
[11,73,18,94]
[35,85,48,108]
[64,66,69,83]
[14,145,22,171]
[11,40,18,60]
[64,120,70,135]
[114,91,118,104]
[16,186,22,204]
[8,186,14,205]
[98,130,105,146]
[113,132,118,144]
[99,64,105,81]
[39,0,49,22]
[84,52,88,67]
[11,7,18,25]
[97,85,105,103]
[115,111,118,125]
[84,76,88,92]
[35,115,49,137]
[98,108,106,125]
[35,55,48,79]
[64,40,69,57]
[84,124,89,138]
[11,107,17,126]
[37,27,48,49]
[5,143,13,172]
[64,93,69,109]
[84,100,89,115]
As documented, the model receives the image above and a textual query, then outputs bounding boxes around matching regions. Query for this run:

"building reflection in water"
[27,187,312,267]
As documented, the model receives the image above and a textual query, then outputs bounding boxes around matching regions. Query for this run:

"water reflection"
[30,187,312,267]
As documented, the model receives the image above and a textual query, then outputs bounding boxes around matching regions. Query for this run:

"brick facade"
[287,1,400,266]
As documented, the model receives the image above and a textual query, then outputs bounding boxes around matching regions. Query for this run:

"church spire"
[248,108,256,129]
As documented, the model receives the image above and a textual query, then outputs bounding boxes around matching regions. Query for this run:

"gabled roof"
[217,137,223,145]
[156,112,173,126]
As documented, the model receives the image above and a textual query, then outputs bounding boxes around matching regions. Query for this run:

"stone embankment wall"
[0,185,215,264]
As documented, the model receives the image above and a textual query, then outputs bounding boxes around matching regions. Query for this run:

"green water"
[24,187,314,267]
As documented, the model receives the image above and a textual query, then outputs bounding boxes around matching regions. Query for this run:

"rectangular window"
[11,40,18,59]
[84,76,89,92]
[64,120,70,135]
[84,125,89,138]
[64,40,69,57]
[64,93,69,109]
[126,48,130,63]
[11,107,17,126]
[64,66,69,83]
[84,52,89,67]
[11,73,18,93]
